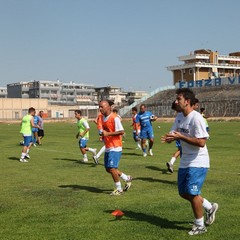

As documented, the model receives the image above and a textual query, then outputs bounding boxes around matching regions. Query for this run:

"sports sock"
[115,181,122,191]
[26,148,30,154]
[142,148,146,153]
[170,157,176,165]
[97,145,105,158]
[194,217,204,226]
[88,148,96,153]
[21,153,26,159]
[202,198,212,211]
[120,173,128,181]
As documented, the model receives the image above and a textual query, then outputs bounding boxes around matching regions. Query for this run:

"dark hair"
[132,107,138,112]
[176,88,196,106]
[113,108,118,113]
[171,101,177,110]
[75,110,82,115]
[107,99,114,106]
[200,108,205,113]
[28,107,35,113]
[192,98,199,105]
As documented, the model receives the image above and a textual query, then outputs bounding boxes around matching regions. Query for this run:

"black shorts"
[38,129,44,137]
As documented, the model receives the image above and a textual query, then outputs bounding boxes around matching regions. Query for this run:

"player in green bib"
[19,107,39,162]
[75,110,96,162]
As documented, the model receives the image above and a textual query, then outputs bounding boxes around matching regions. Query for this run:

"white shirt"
[171,110,210,168]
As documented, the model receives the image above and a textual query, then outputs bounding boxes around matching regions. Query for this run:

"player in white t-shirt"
[161,88,218,236]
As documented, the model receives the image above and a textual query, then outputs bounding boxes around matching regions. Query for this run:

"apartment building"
[167,49,240,84]
[61,82,95,105]
[29,80,61,102]
[7,82,31,98]
[94,86,127,106]
[7,80,95,105]
[126,91,149,105]
[0,87,7,98]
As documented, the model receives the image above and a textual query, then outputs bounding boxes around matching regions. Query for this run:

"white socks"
[195,217,204,226]
[115,181,122,191]
[120,173,128,181]
[170,157,176,165]
[202,198,212,211]
[96,146,105,158]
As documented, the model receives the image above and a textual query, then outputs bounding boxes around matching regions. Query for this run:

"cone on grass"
[111,209,124,219]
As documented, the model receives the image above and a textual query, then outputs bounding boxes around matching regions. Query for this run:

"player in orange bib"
[99,100,132,196]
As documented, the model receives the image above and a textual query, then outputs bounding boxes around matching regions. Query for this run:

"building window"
[189,69,193,75]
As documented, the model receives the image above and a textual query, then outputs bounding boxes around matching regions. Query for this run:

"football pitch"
[0,120,239,240]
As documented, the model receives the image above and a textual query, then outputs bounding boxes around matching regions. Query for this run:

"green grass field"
[0,120,239,240]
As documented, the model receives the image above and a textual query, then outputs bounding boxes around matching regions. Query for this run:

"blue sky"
[0,0,239,92]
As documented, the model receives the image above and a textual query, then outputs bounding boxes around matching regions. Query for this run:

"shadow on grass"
[52,157,104,166]
[135,177,177,185]
[122,152,140,156]
[146,165,170,174]
[58,184,110,194]
[104,209,189,230]
[8,157,19,161]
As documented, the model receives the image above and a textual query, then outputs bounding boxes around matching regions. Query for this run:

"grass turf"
[0,120,239,240]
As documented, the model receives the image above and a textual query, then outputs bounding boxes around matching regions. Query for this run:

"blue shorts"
[23,136,33,147]
[32,128,38,132]
[104,151,122,168]
[133,132,140,141]
[178,167,208,196]
[140,128,154,139]
[175,140,182,157]
[79,138,88,148]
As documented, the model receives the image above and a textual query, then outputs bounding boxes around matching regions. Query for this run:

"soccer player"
[200,108,210,134]
[136,104,157,157]
[19,107,39,162]
[75,110,96,162]
[161,88,218,235]
[32,113,40,147]
[166,98,199,173]
[92,111,106,165]
[131,107,141,150]
[37,111,45,145]
[99,100,132,196]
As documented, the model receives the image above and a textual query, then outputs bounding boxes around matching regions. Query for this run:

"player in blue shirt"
[32,114,40,146]
[136,104,157,157]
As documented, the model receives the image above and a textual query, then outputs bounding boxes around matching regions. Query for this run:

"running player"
[99,100,132,196]
[136,104,157,157]
[75,110,96,162]
[131,107,141,150]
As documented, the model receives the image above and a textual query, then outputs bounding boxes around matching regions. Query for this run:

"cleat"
[110,189,123,196]
[123,176,132,191]
[81,158,88,163]
[149,149,153,156]
[19,158,28,163]
[25,154,30,159]
[188,224,207,235]
[205,203,218,225]
[166,162,174,173]
[92,155,99,165]
[33,144,37,147]
[143,152,147,157]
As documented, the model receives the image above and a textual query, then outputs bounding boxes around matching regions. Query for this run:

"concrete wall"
[0,98,99,120]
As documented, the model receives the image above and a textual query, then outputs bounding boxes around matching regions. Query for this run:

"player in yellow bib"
[75,110,96,162]
[19,107,39,162]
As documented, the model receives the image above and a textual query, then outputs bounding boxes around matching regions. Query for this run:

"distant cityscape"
[0,80,149,107]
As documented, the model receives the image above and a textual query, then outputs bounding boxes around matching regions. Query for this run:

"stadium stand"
[121,84,240,118]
